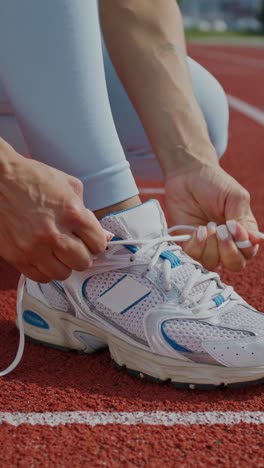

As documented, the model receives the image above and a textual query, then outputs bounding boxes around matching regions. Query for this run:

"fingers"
[181,220,259,272]
[183,226,208,262]
[216,225,246,272]
[13,258,51,282]
[182,223,220,270]
[248,230,264,245]
[226,220,258,260]
[21,265,51,283]
[71,207,108,255]
[53,233,93,271]
[200,223,220,270]
[29,245,72,281]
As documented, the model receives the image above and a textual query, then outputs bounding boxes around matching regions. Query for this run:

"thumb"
[225,188,258,233]
[225,189,264,252]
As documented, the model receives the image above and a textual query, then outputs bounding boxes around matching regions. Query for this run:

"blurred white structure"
[181,0,262,31]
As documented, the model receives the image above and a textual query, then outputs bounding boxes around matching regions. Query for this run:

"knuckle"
[236,188,250,204]
[74,255,93,271]
[91,239,107,256]
[65,202,83,225]
[70,177,83,194]
[33,226,58,245]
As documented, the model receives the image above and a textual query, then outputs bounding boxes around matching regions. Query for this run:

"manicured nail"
[104,229,114,241]
[197,226,207,242]
[226,220,237,236]
[217,225,229,241]
[207,222,217,234]
[251,231,264,240]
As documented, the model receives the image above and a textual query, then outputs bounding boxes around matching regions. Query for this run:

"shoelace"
[0,224,263,377]
[111,227,234,310]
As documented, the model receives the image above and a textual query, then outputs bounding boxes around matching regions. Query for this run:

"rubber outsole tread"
[25,335,264,391]
[25,335,264,390]
[115,363,264,390]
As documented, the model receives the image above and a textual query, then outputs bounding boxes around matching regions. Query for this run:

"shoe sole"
[21,291,264,390]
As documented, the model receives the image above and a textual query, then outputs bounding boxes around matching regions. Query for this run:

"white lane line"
[1,411,264,427]
[227,95,264,126]
[139,187,165,194]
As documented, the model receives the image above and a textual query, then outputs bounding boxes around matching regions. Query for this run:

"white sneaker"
[15,200,264,388]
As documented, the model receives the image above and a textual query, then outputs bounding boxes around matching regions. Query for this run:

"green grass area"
[185,29,264,42]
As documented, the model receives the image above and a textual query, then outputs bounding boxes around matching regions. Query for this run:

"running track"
[0,43,264,466]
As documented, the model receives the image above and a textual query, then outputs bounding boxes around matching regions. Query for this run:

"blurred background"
[179,0,264,35]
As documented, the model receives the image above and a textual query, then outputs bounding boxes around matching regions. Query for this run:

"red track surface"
[1,44,264,466]
[189,44,264,108]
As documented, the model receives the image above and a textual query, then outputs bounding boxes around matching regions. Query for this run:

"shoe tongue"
[101,200,167,239]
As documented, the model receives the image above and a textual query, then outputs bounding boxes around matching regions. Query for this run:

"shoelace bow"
[0,223,262,377]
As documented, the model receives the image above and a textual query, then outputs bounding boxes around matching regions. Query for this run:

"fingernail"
[207,222,217,234]
[226,220,237,236]
[217,225,229,241]
[104,229,114,241]
[197,226,207,242]
[251,231,264,240]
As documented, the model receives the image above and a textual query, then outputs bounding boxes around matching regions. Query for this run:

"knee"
[187,57,229,160]
[210,80,229,159]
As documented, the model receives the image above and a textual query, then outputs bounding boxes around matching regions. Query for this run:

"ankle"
[94,196,142,220]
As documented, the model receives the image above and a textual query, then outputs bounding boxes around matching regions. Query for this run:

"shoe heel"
[21,290,106,353]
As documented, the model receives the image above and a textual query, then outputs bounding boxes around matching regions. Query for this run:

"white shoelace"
[0,224,262,377]
[111,227,234,310]
[0,274,26,377]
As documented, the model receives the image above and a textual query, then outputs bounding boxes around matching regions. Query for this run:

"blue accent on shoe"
[161,322,191,353]
[111,237,181,267]
[82,276,92,299]
[160,251,182,268]
[121,291,151,314]
[213,294,226,307]
[100,275,127,297]
[111,236,138,254]
[23,310,49,329]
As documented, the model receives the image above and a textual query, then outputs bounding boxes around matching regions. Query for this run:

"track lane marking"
[140,187,165,194]
[227,95,264,126]
[1,411,264,427]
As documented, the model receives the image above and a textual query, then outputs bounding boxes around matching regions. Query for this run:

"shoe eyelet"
[130,257,134,262]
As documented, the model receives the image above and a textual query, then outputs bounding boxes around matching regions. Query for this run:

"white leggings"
[0,0,229,210]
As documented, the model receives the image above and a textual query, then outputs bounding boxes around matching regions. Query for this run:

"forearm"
[100,0,218,176]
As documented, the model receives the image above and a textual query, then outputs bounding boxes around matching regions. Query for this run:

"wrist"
[160,142,220,180]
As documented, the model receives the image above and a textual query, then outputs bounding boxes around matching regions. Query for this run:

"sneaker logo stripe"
[99,275,127,298]
[120,291,151,314]
[97,276,152,314]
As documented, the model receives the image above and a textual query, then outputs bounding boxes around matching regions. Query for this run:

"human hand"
[165,163,262,271]
[0,140,110,282]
